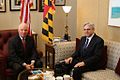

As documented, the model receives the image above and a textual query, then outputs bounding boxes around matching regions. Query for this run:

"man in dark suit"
[55,22,104,80]
[7,23,43,78]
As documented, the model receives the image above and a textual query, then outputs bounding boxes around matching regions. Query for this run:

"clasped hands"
[24,64,34,70]
[64,57,85,67]
[23,60,35,70]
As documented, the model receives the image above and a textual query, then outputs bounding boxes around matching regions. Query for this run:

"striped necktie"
[22,38,26,49]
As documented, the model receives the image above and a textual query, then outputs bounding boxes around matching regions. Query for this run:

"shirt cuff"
[22,62,27,66]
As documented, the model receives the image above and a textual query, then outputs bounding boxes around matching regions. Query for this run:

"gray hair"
[83,22,95,29]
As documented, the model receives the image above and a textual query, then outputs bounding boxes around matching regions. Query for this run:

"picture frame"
[0,0,6,12]
[55,0,66,6]
[38,0,44,12]
[10,0,37,11]
[108,0,120,27]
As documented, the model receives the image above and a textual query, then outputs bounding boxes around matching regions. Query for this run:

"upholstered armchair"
[45,41,76,69]
[0,30,18,80]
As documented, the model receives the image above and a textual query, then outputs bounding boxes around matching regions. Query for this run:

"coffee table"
[17,68,54,80]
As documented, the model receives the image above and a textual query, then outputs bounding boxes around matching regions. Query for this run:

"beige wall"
[54,0,77,41]
[77,0,120,42]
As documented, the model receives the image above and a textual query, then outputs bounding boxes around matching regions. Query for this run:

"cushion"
[115,58,120,76]
[83,69,120,80]
[76,38,107,69]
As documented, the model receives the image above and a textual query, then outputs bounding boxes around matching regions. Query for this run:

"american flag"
[19,0,33,35]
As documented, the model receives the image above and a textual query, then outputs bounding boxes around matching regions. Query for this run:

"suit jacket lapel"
[87,34,96,48]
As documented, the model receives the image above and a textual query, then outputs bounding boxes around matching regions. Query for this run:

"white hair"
[83,22,95,29]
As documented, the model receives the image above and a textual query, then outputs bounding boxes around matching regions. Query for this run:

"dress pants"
[12,63,24,80]
[55,58,91,80]
[66,58,91,80]
[72,66,91,80]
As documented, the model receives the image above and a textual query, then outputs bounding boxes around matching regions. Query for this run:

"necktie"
[83,38,89,48]
[22,38,26,49]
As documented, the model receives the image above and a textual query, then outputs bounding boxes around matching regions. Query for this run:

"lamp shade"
[62,6,72,13]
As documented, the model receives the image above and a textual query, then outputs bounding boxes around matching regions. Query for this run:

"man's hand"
[24,64,34,70]
[25,64,32,70]
[23,60,35,70]
[30,60,35,69]
[64,57,73,64]
[74,62,85,67]
[30,64,34,69]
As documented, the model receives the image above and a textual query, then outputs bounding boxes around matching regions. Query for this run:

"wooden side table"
[45,43,55,69]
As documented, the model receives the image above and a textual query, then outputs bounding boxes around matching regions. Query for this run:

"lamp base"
[64,34,70,41]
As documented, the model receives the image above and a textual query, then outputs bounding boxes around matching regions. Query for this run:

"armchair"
[0,30,18,80]
[45,41,76,69]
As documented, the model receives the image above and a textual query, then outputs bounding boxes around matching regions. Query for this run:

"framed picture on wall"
[55,0,66,6]
[10,0,37,11]
[0,0,6,12]
[38,0,44,12]
[108,0,120,27]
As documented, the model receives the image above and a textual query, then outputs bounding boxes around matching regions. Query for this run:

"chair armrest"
[54,41,76,64]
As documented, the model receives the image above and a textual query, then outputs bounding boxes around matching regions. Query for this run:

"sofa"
[0,29,43,80]
[53,39,120,80]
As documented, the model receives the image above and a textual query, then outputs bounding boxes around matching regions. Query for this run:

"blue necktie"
[84,38,89,48]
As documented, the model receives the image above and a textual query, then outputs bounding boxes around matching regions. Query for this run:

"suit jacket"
[72,34,104,69]
[8,34,40,66]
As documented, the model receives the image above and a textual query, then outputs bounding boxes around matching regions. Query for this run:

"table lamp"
[62,6,72,41]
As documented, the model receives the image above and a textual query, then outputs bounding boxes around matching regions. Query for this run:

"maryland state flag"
[42,0,55,43]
